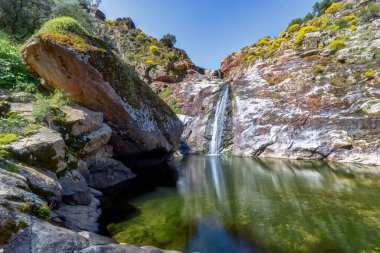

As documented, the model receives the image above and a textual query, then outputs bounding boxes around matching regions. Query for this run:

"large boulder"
[22,18,183,166]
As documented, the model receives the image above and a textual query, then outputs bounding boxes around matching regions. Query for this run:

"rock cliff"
[21,17,183,166]
[217,0,380,164]
[164,0,380,165]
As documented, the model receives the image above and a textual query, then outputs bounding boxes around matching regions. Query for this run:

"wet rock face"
[21,18,183,165]
[151,72,224,154]
[217,10,380,165]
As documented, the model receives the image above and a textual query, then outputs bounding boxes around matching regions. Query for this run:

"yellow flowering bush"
[328,39,345,51]
[328,25,340,32]
[309,17,330,28]
[149,45,159,52]
[342,14,358,25]
[287,24,301,33]
[295,26,320,44]
[257,37,272,46]
[325,3,343,14]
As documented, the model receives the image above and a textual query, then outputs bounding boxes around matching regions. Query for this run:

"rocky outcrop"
[216,0,380,165]
[87,158,135,189]
[95,17,198,84]
[151,71,223,154]
[21,17,183,166]
[8,127,67,172]
[5,218,179,253]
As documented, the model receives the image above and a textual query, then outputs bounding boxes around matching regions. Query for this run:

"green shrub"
[36,205,50,221]
[344,2,354,10]
[0,114,29,130]
[336,19,350,29]
[295,26,320,44]
[358,3,380,22]
[159,34,177,48]
[1,162,20,174]
[328,39,345,51]
[325,3,343,14]
[33,90,69,124]
[0,32,37,90]
[172,107,182,114]
[159,89,173,99]
[19,203,50,221]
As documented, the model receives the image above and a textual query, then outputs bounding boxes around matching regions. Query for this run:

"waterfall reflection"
[109,156,380,252]
[177,156,380,252]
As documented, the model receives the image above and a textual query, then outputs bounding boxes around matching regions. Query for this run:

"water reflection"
[107,156,380,253]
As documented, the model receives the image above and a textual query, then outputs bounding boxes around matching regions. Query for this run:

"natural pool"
[102,156,380,253]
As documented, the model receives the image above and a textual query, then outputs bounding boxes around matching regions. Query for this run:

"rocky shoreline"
[0,90,180,252]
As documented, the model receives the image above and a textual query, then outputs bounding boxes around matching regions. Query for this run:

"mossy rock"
[22,17,183,162]
[0,220,28,245]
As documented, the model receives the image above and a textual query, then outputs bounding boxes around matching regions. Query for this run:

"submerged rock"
[22,17,183,166]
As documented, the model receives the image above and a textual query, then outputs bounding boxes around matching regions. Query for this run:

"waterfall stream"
[209,84,230,155]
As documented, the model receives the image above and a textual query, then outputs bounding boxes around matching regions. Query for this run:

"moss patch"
[0,220,28,245]
[19,203,50,221]
[11,144,59,172]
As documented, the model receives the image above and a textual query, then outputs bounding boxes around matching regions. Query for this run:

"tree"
[312,0,340,16]
[288,18,304,27]
[0,0,96,41]
[303,12,314,23]
[160,34,177,48]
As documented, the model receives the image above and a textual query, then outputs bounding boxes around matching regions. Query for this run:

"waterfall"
[209,84,230,155]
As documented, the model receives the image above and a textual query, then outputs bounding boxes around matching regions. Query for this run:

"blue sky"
[99,0,316,70]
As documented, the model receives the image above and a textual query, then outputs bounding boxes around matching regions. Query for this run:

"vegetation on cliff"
[96,19,196,83]
[221,0,380,82]
[0,32,36,90]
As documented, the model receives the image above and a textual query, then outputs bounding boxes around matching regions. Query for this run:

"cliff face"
[95,18,198,84]
[21,17,183,166]
[216,0,380,164]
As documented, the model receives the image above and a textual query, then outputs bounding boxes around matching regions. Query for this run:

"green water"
[106,156,380,253]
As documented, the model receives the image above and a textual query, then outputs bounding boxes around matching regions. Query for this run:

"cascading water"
[209,84,230,155]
